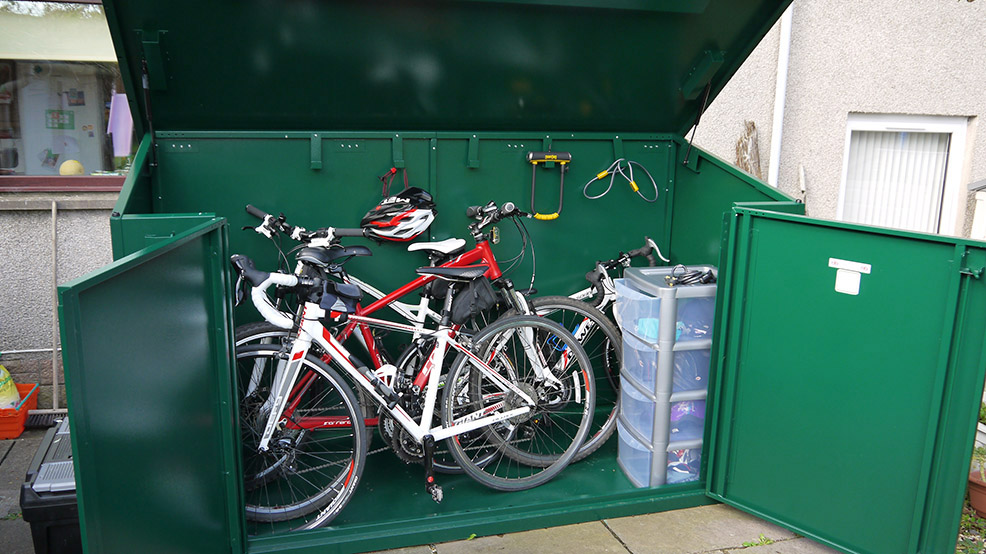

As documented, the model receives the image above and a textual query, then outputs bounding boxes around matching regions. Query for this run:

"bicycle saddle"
[416,265,488,282]
[297,245,372,268]
[407,238,466,255]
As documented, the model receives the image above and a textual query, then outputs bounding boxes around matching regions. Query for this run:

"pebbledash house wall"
[0,194,115,409]
[696,0,986,236]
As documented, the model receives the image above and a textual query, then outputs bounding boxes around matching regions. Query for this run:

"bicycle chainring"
[391,425,425,465]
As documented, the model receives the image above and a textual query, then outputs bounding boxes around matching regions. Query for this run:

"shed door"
[58,218,242,554]
[706,208,986,554]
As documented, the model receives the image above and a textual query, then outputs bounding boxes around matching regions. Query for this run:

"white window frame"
[837,113,968,236]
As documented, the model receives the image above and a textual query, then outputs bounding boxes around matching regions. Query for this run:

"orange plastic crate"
[0,383,39,439]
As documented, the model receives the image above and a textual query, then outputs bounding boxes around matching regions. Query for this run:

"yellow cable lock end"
[630,180,639,192]
[596,170,609,180]
[533,212,560,221]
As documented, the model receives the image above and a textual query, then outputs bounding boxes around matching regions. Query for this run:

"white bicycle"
[230,252,596,531]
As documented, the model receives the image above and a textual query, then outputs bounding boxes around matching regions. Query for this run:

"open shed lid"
[104,0,790,136]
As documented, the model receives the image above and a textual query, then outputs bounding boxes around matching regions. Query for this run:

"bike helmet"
[360,187,436,242]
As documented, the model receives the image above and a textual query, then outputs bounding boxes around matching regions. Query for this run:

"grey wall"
[0,193,115,408]
[698,0,986,233]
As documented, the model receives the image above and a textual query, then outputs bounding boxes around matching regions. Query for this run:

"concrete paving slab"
[723,536,840,553]
[603,504,797,554]
[433,521,627,554]
[0,519,35,554]
[0,430,45,517]
[0,429,48,554]
[367,545,435,554]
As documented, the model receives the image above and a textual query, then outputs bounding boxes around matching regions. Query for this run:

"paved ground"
[1,428,45,554]
[1,427,839,554]
[369,504,839,554]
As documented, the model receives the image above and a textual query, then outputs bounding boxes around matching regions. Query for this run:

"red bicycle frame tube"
[337,239,503,366]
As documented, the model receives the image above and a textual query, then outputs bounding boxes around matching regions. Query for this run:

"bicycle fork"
[258,332,313,453]
[499,284,563,387]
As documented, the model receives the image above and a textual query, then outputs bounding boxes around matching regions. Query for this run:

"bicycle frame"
[334,238,509,368]
[256,300,539,453]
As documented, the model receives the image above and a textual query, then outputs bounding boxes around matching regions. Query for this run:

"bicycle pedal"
[427,483,443,503]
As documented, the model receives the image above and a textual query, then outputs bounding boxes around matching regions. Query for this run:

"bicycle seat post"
[440,282,457,327]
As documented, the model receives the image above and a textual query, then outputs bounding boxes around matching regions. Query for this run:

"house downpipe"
[768,4,793,187]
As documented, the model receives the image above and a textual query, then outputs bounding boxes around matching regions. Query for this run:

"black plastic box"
[19,419,81,554]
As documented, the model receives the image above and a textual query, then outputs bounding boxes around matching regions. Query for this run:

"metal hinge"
[959,247,984,278]
[960,267,984,279]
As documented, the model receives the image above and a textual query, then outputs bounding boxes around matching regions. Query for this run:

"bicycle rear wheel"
[441,315,594,491]
[236,345,366,530]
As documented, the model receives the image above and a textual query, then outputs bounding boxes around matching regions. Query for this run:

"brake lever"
[233,275,246,307]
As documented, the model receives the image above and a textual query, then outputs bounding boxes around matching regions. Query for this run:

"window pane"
[0,59,133,176]
[0,4,133,179]
[842,130,949,234]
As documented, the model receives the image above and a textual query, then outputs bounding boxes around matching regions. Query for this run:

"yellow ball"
[59,159,84,175]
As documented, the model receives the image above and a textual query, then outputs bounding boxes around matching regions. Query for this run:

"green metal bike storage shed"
[56,1,986,553]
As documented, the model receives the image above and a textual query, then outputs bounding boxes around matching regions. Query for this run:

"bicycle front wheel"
[236,345,366,531]
[441,315,595,491]
[525,296,622,461]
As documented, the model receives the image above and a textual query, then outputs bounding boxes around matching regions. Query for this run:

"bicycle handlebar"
[627,244,658,267]
[585,269,607,308]
[583,237,664,307]
[333,228,366,238]
[245,204,267,219]
[465,201,528,233]
[244,204,366,243]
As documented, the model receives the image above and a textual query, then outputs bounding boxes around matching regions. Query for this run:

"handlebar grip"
[333,228,365,238]
[627,245,658,267]
[465,205,482,218]
[584,269,606,308]
[245,204,268,219]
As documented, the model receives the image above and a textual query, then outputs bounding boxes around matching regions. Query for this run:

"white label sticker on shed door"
[829,258,870,296]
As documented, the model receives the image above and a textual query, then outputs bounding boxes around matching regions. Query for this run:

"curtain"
[842,131,950,233]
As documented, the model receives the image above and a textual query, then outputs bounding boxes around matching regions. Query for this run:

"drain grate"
[25,412,60,429]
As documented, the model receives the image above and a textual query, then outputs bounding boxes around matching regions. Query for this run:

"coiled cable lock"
[583,158,659,203]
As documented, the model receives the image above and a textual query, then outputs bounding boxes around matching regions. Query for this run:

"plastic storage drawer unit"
[19,418,81,554]
[617,419,702,487]
[622,332,711,394]
[614,265,716,488]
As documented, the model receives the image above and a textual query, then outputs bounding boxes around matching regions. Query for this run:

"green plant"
[742,533,774,547]
[0,511,21,521]
[979,402,986,426]
[973,447,986,482]
[957,501,986,553]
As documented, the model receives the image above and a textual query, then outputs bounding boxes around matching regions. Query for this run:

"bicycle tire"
[441,315,594,491]
[505,296,621,461]
[236,321,294,347]
[236,344,366,530]
[236,321,380,428]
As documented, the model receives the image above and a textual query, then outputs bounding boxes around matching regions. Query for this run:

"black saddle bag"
[450,278,499,325]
